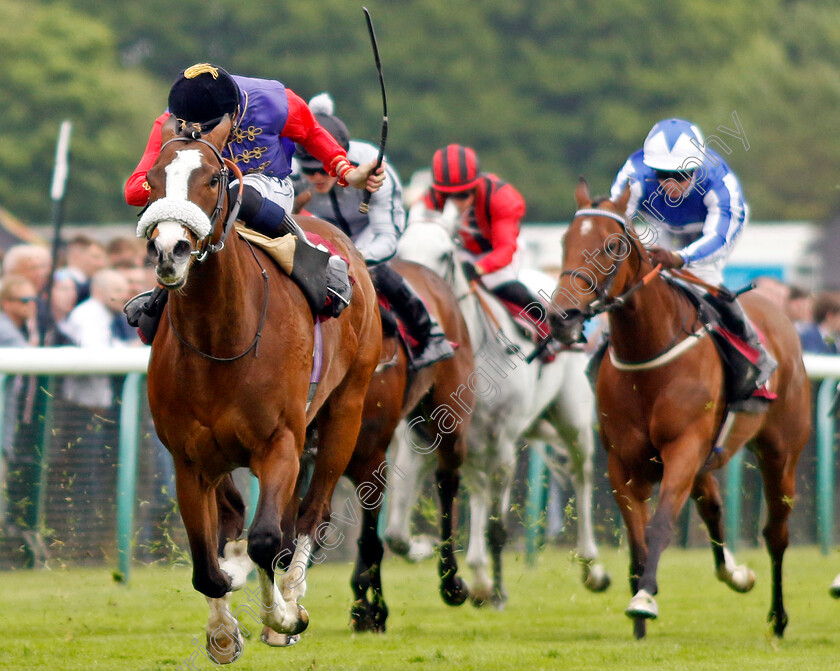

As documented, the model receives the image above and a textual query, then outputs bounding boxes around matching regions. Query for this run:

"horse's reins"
[158,135,244,263]
[561,207,711,370]
[560,208,663,318]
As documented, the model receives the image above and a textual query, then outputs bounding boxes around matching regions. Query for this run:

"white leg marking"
[219,539,254,591]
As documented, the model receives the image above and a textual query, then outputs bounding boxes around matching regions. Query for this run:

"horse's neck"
[169,239,262,344]
[608,275,693,361]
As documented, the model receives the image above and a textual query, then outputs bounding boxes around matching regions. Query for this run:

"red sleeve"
[476,183,526,275]
[281,88,348,171]
[124,112,170,206]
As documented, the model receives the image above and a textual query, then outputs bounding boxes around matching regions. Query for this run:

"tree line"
[2,0,838,225]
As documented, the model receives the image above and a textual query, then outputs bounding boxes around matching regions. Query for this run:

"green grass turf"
[1,545,839,670]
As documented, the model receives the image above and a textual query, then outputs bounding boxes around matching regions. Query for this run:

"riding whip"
[359,6,388,214]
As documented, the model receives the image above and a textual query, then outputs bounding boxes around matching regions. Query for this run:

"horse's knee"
[193,567,231,599]
[248,526,283,570]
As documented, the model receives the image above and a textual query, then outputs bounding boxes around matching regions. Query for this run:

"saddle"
[497,297,551,341]
[586,276,773,409]
[375,294,414,372]
[664,276,766,404]
[236,225,352,321]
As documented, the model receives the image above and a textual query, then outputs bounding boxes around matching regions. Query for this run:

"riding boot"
[124,286,168,345]
[492,281,554,361]
[708,293,778,400]
[371,264,454,369]
[241,189,352,317]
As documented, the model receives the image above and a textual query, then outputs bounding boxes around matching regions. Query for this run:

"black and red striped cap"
[432,144,480,193]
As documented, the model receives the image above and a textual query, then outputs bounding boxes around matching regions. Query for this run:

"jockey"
[123,63,383,333]
[414,144,541,316]
[293,94,453,369]
[610,117,777,402]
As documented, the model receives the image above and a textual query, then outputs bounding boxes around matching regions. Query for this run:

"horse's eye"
[209,174,220,188]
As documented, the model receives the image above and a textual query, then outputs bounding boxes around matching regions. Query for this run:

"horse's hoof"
[830,574,840,598]
[717,564,755,593]
[626,589,658,620]
[583,562,612,593]
[351,605,388,633]
[287,604,309,635]
[768,609,788,638]
[441,576,469,606]
[206,627,244,664]
[385,535,410,557]
[261,627,300,647]
[491,590,508,611]
[469,585,493,608]
[408,536,436,562]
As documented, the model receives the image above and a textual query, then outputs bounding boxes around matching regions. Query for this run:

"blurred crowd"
[751,276,840,355]
[0,235,171,565]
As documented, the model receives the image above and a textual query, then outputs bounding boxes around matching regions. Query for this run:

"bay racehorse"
[548,179,810,638]
[262,258,475,641]
[340,259,475,632]
[140,115,380,662]
[388,205,610,607]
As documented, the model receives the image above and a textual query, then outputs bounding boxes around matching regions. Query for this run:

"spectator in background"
[61,269,135,405]
[0,275,38,527]
[49,270,78,345]
[787,285,814,330]
[110,261,148,344]
[0,275,38,347]
[106,236,146,269]
[60,235,107,305]
[2,245,51,297]
[60,269,134,521]
[752,276,791,312]
[798,293,840,355]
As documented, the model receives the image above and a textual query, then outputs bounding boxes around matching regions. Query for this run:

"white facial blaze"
[580,218,593,235]
[166,149,203,201]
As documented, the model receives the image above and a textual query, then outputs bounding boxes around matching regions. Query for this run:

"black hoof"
[441,576,469,606]
[351,600,388,633]
[768,610,788,638]
[385,536,410,557]
[286,604,309,636]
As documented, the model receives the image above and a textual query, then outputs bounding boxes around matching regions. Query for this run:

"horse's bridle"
[559,207,661,320]
[152,135,269,363]
[157,135,244,263]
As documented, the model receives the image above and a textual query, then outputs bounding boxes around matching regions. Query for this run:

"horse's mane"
[590,194,612,207]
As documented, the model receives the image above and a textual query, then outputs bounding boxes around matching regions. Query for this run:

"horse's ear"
[575,176,591,208]
[613,184,631,215]
[161,114,178,143]
[205,115,233,151]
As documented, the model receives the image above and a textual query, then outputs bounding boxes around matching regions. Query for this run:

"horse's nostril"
[146,239,160,263]
[173,239,192,260]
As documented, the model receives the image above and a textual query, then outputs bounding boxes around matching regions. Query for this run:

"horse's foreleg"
[465,485,493,607]
[215,473,246,555]
[383,425,433,558]
[248,430,306,637]
[608,450,652,639]
[435,463,469,607]
[756,448,797,637]
[692,469,755,593]
[174,459,230,598]
[351,505,389,632]
[630,441,704,628]
[561,426,611,593]
[487,475,510,609]
[173,459,243,663]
